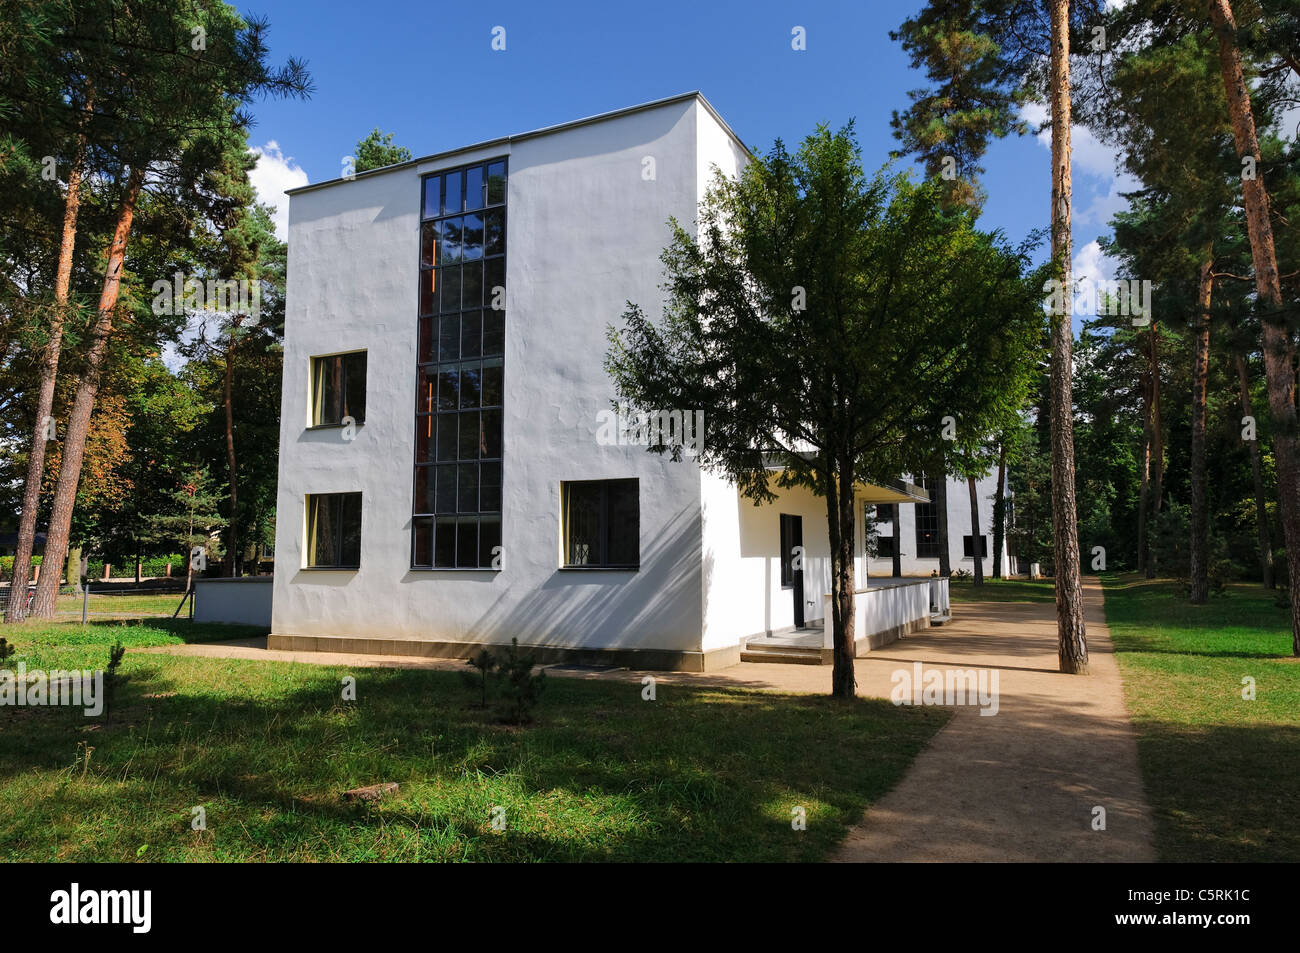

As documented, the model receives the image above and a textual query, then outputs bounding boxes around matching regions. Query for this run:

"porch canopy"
[760,454,930,505]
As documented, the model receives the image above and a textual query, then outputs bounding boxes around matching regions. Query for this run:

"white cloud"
[248,140,308,241]
[1072,238,1116,288]
[1020,102,1121,180]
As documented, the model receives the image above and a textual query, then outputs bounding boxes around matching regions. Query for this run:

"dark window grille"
[561,480,639,568]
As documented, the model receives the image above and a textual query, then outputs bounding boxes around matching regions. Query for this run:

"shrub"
[494,638,545,725]
[461,649,497,709]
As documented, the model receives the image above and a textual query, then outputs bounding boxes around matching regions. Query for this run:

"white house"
[269,92,998,670]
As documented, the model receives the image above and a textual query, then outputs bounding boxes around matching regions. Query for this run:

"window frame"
[413,157,507,571]
[560,478,640,570]
[304,492,363,570]
[962,534,989,558]
[309,350,368,429]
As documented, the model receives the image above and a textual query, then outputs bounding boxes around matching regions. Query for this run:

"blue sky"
[243,0,1130,286]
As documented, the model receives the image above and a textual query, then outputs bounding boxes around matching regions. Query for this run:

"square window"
[311,352,367,426]
[306,492,362,568]
[561,479,639,568]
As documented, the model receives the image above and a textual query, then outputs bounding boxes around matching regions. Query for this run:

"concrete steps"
[739,640,827,665]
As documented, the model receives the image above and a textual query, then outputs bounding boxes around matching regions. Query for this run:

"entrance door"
[779,514,805,628]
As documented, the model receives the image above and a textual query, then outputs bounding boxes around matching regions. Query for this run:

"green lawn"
[0,618,947,862]
[1102,573,1300,862]
[949,576,1057,603]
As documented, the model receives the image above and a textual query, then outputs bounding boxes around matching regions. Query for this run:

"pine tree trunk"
[993,441,1007,579]
[1189,259,1213,604]
[1210,0,1300,654]
[968,474,984,586]
[1049,0,1089,674]
[826,457,858,698]
[1150,322,1165,533]
[4,127,88,623]
[29,167,145,618]
[1138,381,1153,575]
[65,544,82,593]
[224,333,239,577]
[1236,351,1274,588]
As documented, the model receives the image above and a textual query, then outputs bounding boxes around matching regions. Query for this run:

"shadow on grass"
[0,658,946,862]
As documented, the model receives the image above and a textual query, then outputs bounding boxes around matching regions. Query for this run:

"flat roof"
[285,91,749,197]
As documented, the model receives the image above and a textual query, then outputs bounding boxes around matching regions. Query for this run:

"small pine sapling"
[462,648,497,709]
[495,637,545,725]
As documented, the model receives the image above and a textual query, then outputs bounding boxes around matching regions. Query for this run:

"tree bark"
[1049,0,1089,674]
[992,441,1007,578]
[826,456,858,698]
[1210,0,1300,654]
[1189,258,1214,604]
[29,167,145,618]
[1138,376,1153,575]
[968,474,984,586]
[1150,321,1165,550]
[224,330,239,577]
[4,126,88,623]
[1236,351,1274,588]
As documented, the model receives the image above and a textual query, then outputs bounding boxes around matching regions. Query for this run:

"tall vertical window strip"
[413,159,507,568]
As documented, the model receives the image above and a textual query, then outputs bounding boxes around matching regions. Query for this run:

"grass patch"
[0,621,947,862]
[1101,573,1300,862]
[949,576,1056,604]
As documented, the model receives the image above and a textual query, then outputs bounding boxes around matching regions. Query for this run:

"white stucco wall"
[273,96,748,657]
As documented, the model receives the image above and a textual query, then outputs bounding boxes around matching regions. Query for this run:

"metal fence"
[0,583,191,621]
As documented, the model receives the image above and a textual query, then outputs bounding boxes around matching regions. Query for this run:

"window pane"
[486,162,506,205]
[422,175,441,219]
[308,496,336,566]
[434,516,456,567]
[436,367,459,411]
[606,481,639,566]
[481,358,503,407]
[456,516,478,567]
[484,258,505,310]
[460,310,482,359]
[458,410,481,459]
[480,462,501,512]
[440,265,461,312]
[481,409,502,458]
[457,462,479,512]
[462,212,483,261]
[435,463,458,512]
[565,483,602,566]
[479,515,501,568]
[339,493,362,565]
[442,217,463,263]
[420,268,437,315]
[417,367,436,413]
[416,413,434,461]
[438,314,459,361]
[420,221,437,267]
[418,315,435,363]
[459,361,481,408]
[483,310,504,357]
[443,170,462,214]
[484,209,505,256]
[415,465,435,513]
[465,165,484,211]
[462,261,483,309]
[436,413,458,462]
[342,353,366,423]
[413,517,433,566]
